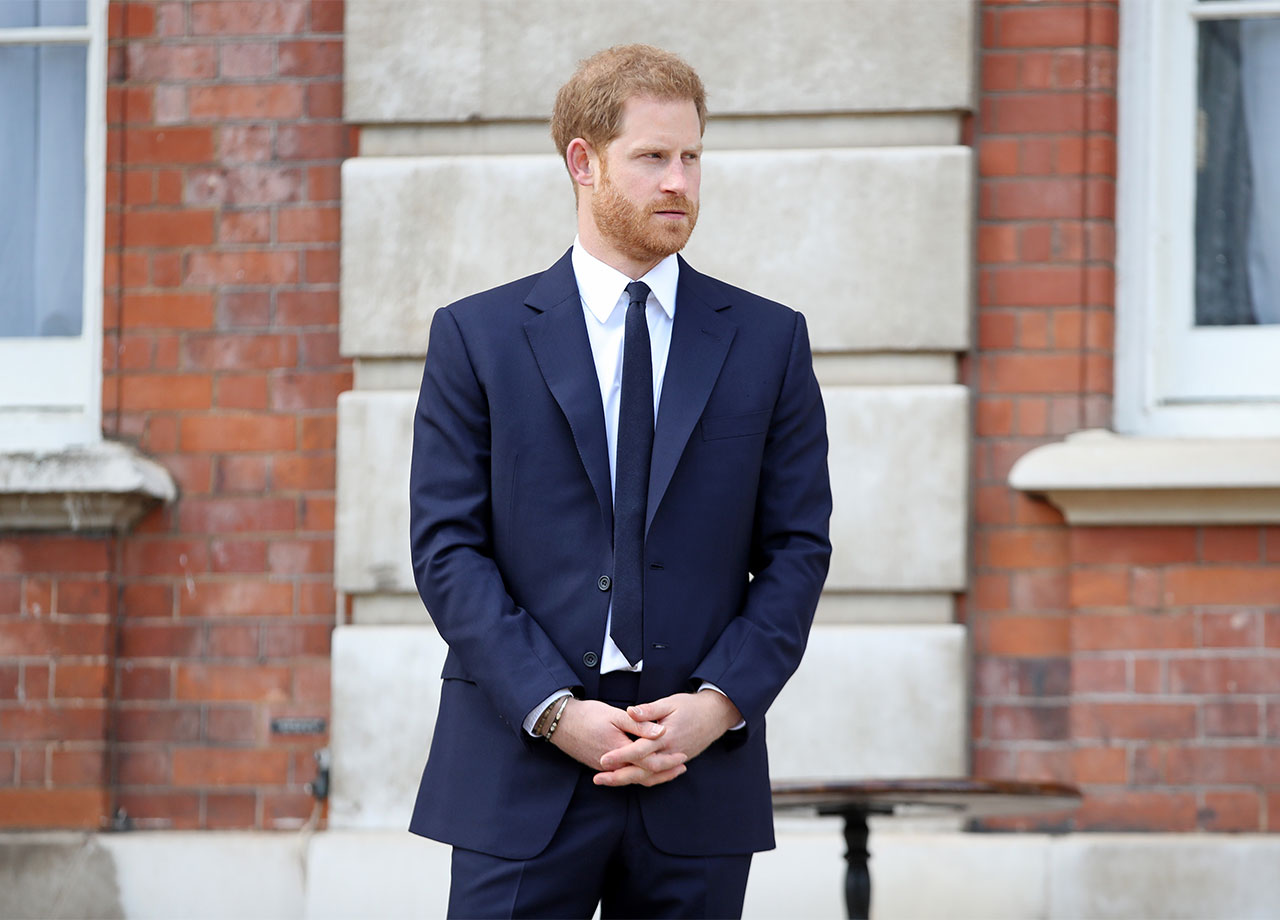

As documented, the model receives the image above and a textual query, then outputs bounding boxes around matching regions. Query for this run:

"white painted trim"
[0,0,106,450]
[82,0,106,443]
[0,26,92,44]
[0,339,92,408]
[1009,429,1280,524]
[1114,0,1160,436]
[1191,0,1280,20]
[1115,0,1280,437]
[1166,325,1280,401]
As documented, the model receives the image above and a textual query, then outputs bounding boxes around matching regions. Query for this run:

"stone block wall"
[333,0,978,828]
[0,0,349,831]
[970,0,1279,832]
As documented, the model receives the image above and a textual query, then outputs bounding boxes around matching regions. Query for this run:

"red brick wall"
[0,538,116,827]
[971,0,1279,832]
[0,0,349,831]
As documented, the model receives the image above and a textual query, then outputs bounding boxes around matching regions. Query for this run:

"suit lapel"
[523,250,614,535]
[647,259,737,533]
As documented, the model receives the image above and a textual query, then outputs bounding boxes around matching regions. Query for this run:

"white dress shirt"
[574,239,679,676]
[522,241,738,734]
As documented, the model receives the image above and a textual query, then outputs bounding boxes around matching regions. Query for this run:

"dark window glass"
[0,1,87,29]
[0,43,88,337]
[1195,18,1280,326]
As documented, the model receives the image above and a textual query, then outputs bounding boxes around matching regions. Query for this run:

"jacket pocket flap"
[440,655,473,682]
[701,410,771,440]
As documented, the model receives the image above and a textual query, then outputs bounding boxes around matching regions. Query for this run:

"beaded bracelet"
[543,695,572,742]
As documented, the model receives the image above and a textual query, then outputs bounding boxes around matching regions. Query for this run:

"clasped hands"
[549,690,742,787]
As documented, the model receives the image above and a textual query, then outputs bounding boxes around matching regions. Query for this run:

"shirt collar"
[572,237,679,325]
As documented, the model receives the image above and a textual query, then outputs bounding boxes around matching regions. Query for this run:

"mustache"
[649,197,696,215]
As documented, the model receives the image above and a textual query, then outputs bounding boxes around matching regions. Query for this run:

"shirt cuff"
[523,688,573,736]
[697,681,746,731]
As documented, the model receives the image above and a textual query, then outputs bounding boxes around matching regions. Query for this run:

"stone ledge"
[1009,429,1280,525]
[0,440,177,532]
[346,0,976,124]
[4,830,1278,919]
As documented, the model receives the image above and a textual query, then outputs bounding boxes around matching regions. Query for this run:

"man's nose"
[660,160,688,194]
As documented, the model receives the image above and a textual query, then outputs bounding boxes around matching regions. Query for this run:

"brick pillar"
[100,0,349,830]
[970,0,1118,828]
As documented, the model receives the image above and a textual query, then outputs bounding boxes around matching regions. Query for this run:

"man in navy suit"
[409,44,832,918]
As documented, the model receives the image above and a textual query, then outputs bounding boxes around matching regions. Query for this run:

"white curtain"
[0,0,87,337]
[1240,19,1280,324]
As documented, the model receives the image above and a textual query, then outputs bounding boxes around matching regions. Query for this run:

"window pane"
[0,0,87,29]
[0,43,86,338]
[1195,18,1280,326]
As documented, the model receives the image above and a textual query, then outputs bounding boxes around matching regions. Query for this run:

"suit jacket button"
[597,575,611,591]
[583,651,599,668]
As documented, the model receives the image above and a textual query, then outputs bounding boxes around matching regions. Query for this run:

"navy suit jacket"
[408,249,831,859]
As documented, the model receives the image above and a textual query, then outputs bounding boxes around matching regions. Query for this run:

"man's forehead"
[614,95,704,142]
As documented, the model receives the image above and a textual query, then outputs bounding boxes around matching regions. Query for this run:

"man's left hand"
[594,690,742,787]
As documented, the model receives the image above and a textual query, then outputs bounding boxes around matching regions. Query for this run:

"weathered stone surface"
[340,156,570,358]
[329,626,448,829]
[333,386,968,595]
[102,833,303,920]
[0,440,176,531]
[874,833,1050,920]
[744,819,847,919]
[767,624,967,780]
[351,594,431,626]
[685,148,972,353]
[342,148,971,357]
[359,112,963,157]
[0,834,122,920]
[335,390,417,594]
[814,592,954,625]
[6,830,1280,919]
[823,385,969,592]
[754,826,1051,920]
[325,621,963,824]
[307,831,450,920]
[1050,835,1280,920]
[347,1,975,123]
[813,353,957,387]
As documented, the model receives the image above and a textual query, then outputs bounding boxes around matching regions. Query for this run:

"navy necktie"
[610,280,653,666]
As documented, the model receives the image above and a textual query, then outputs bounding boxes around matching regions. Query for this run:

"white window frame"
[0,0,107,451]
[1116,0,1280,437]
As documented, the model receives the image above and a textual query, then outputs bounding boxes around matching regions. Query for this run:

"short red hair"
[551,44,708,163]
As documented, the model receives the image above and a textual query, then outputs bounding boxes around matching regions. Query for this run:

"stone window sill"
[1008,429,1280,525]
[0,441,176,532]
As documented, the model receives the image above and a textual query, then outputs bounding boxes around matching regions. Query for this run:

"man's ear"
[566,138,597,189]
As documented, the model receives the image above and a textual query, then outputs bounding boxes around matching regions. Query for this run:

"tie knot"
[625,281,650,309]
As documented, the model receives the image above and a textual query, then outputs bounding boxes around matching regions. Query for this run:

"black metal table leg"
[842,809,871,920]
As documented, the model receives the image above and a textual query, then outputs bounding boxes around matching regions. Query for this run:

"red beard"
[592,166,699,265]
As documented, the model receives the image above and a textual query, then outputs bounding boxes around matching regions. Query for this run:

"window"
[1116,0,1280,436]
[0,0,106,450]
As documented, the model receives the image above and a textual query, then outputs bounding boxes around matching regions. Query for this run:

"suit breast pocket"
[700,409,771,441]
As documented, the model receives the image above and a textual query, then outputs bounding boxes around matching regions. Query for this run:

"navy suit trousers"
[447,673,751,919]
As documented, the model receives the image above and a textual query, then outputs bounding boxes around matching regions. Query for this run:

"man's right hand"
[549,699,688,786]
